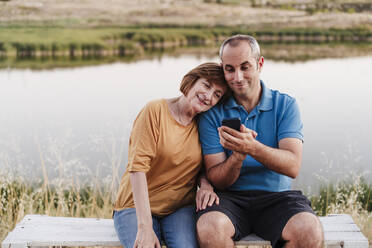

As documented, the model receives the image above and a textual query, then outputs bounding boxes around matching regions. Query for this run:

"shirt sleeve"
[198,111,225,155]
[127,102,160,172]
[277,98,304,142]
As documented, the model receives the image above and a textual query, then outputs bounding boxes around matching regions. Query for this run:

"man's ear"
[258,56,264,72]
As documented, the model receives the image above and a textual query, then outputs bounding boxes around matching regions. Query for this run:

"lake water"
[0,55,371,192]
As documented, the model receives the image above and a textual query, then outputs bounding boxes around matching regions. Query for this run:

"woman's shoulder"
[143,99,166,112]
[138,99,168,118]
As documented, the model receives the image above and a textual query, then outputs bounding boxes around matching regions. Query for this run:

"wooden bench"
[2,214,369,248]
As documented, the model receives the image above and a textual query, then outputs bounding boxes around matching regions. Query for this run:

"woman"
[113,62,228,248]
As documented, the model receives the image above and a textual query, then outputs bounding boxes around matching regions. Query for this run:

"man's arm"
[204,151,246,190]
[203,127,258,190]
[219,125,302,179]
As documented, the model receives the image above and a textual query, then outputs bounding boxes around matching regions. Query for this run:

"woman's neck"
[167,96,195,126]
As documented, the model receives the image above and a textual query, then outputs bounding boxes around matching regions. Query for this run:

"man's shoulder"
[271,88,296,102]
[201,99,228,118]
[269,88,298,112]
[198,99,230,130]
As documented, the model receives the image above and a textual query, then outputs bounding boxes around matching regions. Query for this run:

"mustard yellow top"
[114,99,202,216]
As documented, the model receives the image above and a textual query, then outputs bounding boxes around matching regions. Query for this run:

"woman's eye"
[215,93,221,98]
[203,82,211,88]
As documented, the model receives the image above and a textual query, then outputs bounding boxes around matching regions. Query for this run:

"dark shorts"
[196,190,315,248]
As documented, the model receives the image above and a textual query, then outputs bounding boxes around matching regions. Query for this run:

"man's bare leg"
[282,212,323,248]
[197,211,235,248]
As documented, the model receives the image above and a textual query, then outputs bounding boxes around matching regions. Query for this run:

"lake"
[0,54,371,193]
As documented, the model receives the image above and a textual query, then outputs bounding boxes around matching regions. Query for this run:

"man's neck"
[234,82,262,113]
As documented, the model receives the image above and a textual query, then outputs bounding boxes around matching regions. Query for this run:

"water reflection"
[0,55,371,192]
[1,43,372,70]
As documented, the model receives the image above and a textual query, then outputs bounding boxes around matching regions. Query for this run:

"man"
[196,34,323,248]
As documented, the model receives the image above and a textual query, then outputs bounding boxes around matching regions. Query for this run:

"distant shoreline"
[1,26,371,69]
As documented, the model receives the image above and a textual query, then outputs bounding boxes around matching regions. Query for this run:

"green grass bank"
[1,26,372,69]
[1,26,371,59]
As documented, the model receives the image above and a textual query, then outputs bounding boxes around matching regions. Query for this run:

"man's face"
[221,42,263,97]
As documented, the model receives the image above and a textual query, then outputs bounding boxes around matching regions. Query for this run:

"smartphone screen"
[221,118,241,131]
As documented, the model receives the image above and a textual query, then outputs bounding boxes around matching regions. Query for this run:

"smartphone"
[221,118,241,131]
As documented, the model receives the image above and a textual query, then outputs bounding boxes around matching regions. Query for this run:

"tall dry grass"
[1,139,371,244]
[0,129,126,242]
[310,173,372,244]
[0,170,118,242]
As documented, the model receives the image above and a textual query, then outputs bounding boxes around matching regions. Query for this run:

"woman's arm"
[130,172,161,248]
[196,173,219,212]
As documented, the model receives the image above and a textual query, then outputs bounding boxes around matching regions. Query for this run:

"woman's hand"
[196,177,219,212]
[134,225,161,248]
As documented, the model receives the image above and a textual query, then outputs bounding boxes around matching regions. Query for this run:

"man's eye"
[225,67,234,72]
[241,66,249,71]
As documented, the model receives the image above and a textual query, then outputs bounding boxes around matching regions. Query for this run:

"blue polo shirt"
[198,81,303,192]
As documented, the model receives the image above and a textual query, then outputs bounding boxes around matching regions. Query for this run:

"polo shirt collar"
[225,80,273,112]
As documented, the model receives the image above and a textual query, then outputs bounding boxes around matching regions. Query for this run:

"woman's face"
[186,77,227,114]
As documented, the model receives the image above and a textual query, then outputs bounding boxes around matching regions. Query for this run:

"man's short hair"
[219,34,261,62]
[180,62,227,96]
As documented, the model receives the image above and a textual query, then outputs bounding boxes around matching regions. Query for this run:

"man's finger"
[240,125,257,137]
[220,130,241,145]
[220,126,241,137]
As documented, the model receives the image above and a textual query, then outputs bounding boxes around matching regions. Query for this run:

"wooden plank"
[321,223,361,232]
[319,214,369,248]
[320,214,354,224]
[2,215,121,248]
[1,214,369,248]
[235,234,271,246]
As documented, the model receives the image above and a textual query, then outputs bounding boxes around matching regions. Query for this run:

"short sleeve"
[198,111,224,155]
[277,98,304,142]
[127,102,160,172]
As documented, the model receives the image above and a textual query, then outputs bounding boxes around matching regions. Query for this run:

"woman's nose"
[205,90,213,102]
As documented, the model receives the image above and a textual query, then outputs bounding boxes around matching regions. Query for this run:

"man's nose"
[234,70,243,82]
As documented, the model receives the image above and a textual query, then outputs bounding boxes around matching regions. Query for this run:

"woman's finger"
[196,191,202,211]
[134,239,138,248]
[208,193,217,206]
[155,237,161,248]
[201,192,211,209]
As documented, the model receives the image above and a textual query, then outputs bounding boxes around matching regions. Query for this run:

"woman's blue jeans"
[113,205,198,248]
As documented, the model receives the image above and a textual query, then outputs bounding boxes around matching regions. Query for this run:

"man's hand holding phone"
[219,118,258,157]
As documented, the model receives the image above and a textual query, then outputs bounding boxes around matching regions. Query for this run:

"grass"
[309,173,372,244]
[0,26,371,69]
[1,165,372,244]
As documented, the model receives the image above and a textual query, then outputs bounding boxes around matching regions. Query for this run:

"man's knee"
[282,212,323,248]
[196,211,235,247]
